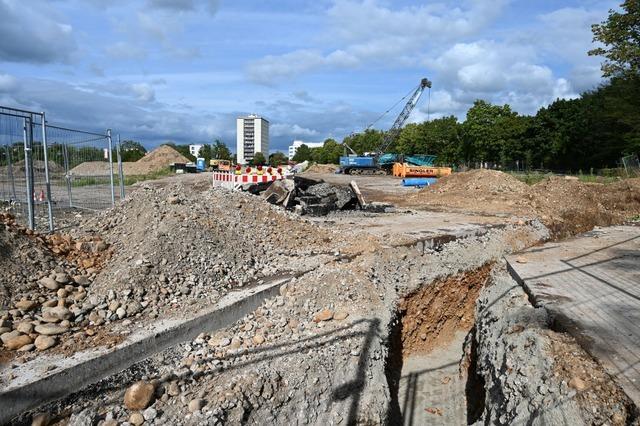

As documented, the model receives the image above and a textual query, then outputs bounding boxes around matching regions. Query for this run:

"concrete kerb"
[0,278,289,424]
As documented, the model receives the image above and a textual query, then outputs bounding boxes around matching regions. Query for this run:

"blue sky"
[0,0,618,152]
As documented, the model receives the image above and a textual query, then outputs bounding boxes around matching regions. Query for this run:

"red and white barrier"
[212,171,285,190]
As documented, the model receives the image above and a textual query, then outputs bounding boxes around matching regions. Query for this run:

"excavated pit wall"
[473,267,638,425]
[13,221,552,425]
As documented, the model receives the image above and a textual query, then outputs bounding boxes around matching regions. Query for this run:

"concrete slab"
[0,278,289,424]
[314,210,508,247]
[506,226,640,405]
[399,332,468,425]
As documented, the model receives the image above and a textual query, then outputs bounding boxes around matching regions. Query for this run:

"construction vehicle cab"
[210,159,231,172]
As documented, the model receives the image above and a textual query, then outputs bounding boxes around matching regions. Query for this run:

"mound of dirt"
[428,169,528,195]
[304,164,338,174]
[0,214,57,306]
[70,161,111,176]
[0,212,116,360]
[413,169,529,215]
[74,181,372,323]
[70,145,189,177]
[528,176,640,237]
[123,145,189,176]
[412,170,640,237]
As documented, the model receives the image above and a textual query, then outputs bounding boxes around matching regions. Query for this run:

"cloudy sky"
[0,0,616,152]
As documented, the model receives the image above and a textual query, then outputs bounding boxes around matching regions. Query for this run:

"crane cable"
[427,86,431,122]
[363,82,420,131]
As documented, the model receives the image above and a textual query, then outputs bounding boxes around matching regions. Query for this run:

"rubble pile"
[261,176,391,216]
[38,245,392,425]
[0,213,112,356]
[1,181,376,359]
[71,181,370,328]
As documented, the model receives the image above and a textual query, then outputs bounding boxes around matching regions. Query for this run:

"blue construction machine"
[339,77,432,175]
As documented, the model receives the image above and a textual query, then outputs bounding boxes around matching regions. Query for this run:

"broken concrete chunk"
[262,179,294,205]
[350,180,366,207]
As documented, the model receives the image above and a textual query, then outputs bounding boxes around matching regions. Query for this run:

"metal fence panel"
[0,105,124,231]
[622,154,640,178]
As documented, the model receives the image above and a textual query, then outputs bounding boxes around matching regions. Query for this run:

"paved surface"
[312,210,506,247]
[506,226,640,405]
[399,332,468,425]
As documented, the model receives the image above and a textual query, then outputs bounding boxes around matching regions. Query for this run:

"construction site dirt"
[2,170,640,425]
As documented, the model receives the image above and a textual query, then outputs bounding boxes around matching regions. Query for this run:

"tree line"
[291,74,639,172]
[295,1,640,172]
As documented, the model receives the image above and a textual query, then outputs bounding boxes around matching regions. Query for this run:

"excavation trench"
[386,264,492,425]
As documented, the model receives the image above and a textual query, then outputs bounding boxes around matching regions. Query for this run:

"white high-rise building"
[288,140,324,159]
[236,114,269,164]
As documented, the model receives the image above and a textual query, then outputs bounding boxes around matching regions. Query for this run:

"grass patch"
[509,171,622,185]
[121,168,174,185]
[508,172,551,185]
[68,167,175,187]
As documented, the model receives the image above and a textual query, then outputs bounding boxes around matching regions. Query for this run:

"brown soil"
[398,263,492,358]
[71,145,189,176]
[304,164,338,174]
[123,145,189,175]
[546,330,636,425]
[410,170,640,238]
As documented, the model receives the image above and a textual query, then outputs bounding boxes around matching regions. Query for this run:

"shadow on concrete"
[509,233,640,407]
[398,360,459,426]
[15,317,385,425]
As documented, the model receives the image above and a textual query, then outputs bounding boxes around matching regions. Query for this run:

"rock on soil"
[124,381,156,410]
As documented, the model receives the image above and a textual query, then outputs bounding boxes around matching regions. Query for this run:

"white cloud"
[147,0,219,15]
[131,83,156,102]
[0,75,231,144]
[105,42,147,59]
[247,0,510,84]
[327,0,507,43]
[270,123,319,137]
[426,39,582,115]
[0,73,18,92]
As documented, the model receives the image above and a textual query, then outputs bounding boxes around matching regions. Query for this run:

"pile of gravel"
[72,182,360,325]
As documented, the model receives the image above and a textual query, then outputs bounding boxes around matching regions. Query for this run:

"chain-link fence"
[622,154,640,178]
[0,105,125,231]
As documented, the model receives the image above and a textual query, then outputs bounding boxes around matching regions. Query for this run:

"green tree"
[342,129,385,154]
[251,151,266,165]
[589,0,640,77]
[292,144,312,162]
[269,151,288,166]
[211,139,232,160]
[119,140,146,162]
[198,144,212,164]
[395,117,463,165]
[461,100,523,165]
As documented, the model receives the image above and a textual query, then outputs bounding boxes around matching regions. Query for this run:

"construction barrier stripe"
[212,171,284,189]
